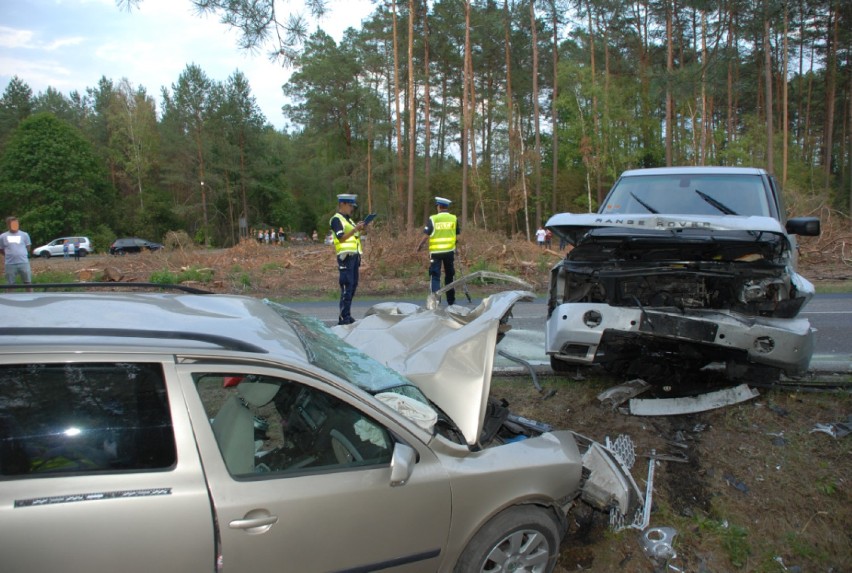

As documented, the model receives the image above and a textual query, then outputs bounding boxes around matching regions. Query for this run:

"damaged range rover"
[546,166,821,382]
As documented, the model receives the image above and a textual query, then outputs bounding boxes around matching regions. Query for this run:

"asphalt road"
[289,293,852,374]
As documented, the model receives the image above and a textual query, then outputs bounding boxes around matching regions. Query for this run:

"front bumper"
[546,303,815,374]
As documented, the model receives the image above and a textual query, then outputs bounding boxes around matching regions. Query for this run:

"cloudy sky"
[0,0,375,130]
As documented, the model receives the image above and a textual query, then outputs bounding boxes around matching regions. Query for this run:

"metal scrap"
[597,379,652,410]
[628,384,760,416]
[641,526,678,566]
[809,414,852,438]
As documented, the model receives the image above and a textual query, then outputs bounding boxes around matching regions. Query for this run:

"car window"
[603,174,771,217]
[193,373,393,478]
[264,301,431,402]
[0,363,176,478]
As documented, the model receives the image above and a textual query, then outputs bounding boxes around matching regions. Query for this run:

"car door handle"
[229,514,279,532]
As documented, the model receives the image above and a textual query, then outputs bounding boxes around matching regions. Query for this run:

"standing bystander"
[535,226,546,248]
[0,216,33,291]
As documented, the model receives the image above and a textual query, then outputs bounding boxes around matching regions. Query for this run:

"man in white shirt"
[535,226,546,248]
[0,216,32,291]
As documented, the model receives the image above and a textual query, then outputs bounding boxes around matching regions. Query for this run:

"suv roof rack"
[0,327,267,353]
[0,282,213,294]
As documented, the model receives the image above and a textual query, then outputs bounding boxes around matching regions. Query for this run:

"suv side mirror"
[786,217,820,236]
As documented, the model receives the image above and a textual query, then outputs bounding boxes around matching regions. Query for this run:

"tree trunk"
[392,0,404,228]
[700,10,707,165]
[665,3,673,166]
[823,2,838,190]
[462,0,471,226]
[406,0,416,229]
[764,8,774,174]
[531,0,542,226]
[551,1,559,216]
[422,7,432,224]
[782,5,789,185]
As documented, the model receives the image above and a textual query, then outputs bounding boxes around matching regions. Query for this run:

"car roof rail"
[0,282,213,294]
[0,327,268,354]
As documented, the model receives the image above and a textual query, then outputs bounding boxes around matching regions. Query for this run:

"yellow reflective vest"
[330,213,362,255]
[428,212,457,253]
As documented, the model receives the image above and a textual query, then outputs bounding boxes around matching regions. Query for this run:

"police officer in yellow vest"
[417,196,460,305]
[330,194,366,325]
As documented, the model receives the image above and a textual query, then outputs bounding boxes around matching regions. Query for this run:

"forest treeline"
[0,0,849,249]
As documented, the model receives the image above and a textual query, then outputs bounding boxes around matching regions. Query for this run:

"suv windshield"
[602,174,771,217]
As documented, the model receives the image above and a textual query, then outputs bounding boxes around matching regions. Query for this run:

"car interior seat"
[211,381,279,475]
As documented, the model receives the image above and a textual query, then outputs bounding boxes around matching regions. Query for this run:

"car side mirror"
[389,442,416,487]
[786,217,821,237]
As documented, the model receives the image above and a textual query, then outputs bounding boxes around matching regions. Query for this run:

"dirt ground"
[492,374,851,573]
[29,222,852,573]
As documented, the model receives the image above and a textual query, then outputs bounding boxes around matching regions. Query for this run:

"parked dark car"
[109,237,164,255]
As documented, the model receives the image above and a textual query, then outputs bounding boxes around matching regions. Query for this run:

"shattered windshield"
[263,300,430,405]
[602,174,771,217]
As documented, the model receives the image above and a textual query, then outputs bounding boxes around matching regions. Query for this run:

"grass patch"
[261,262,285,272]
[814,281,852,294]
[150,266,214,285]
[32,270,78,284]
[694,516,750,568]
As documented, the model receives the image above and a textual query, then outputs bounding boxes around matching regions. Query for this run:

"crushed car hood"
[331,291,535,447]
[546,212,792,258]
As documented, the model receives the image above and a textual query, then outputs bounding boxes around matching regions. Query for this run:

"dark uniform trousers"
[337,253,360,324]
[429,251,455,306]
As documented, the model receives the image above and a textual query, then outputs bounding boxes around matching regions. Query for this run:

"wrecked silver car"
[545,167,821,382]
[1,287,642,573]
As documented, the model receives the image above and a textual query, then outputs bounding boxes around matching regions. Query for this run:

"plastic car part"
[628,384,760,416]
[579,436,644,524]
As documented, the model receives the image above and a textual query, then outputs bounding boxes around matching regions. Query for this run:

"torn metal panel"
[332,291,535,446]
[628,384,760,416]
[597,379,652,410]
[428,271,534,310]
[810,415,852,438]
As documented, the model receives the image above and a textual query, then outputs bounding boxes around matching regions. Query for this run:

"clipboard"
[364,213,378,225]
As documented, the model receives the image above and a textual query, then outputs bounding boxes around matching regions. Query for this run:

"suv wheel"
[39,252,51,259]
[454,506,561,573]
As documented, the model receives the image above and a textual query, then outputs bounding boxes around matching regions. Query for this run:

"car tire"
[39,252,51,259]
[78,249,88,257]
[454,506,562,573]
[549,355,573,374]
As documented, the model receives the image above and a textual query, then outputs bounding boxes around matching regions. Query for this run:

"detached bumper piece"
[575,434,649,531]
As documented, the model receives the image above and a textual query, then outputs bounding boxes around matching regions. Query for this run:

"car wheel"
[78,249,88,257]
[39,252,51,259]
[549,355,573,374]
[454,506,562,573]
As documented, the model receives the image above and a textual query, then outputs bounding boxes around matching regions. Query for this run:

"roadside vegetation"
[1,2,850,258]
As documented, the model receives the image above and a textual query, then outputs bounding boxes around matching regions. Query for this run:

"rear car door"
[178,364,453,572]
[0,358,214,573]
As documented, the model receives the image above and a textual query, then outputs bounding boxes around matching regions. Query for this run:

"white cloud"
[0,26,35,49]
[0,0,375,129]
